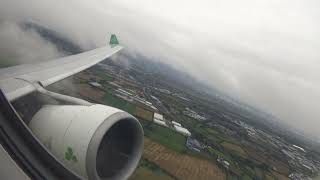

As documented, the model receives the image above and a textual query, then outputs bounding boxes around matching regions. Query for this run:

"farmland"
[143,122,187,153]
[102,92,135,114]
[130,159,174,180]
[221,142,248,158]
[143,138,226,180]
[45,64,320,180]
[134,106,154,121]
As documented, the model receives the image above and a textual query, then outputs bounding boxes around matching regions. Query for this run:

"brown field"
[77,71,103,81]
[265,172,275,180]
[221,142,247,158]
[244,147,289,177]
[267,158,290,176]
[134,106,154,121]
[271,171,289,180]
[48,75,105,101]
[130,166,174,180]
[77,84,105,100]
[244,147,268,164]
[143,138,226,180]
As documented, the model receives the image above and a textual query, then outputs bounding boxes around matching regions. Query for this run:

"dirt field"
[221,142,248,158]
[244,147,289,176]
[130,166,174,180]
[77,71,103,81]
[77,84,105,100]
[134,106,153,121]
[271,171,290,180]
[143,138,226,180]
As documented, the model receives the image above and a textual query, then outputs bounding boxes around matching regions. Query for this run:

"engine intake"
[28,104,144,180]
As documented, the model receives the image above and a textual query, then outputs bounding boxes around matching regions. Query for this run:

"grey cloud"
[0,0,320,138]
[0,21,63,63]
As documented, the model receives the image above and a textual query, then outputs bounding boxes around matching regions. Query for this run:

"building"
[155,88,171,94]
[115,88,157,111]
[154,119,167,127]
[154,113,164,121]
[88,81,102,87]
[293,145,306,153]
[173,93,190,102]
[151,95,161,103]
[174,125,191,137]
[289,173,312,180]
[186,137,202,152]
[133,97,157,111]
[183,108,207,121]
[116,88,133,96]
[108,81,121,88]
[217,157,230,170]
[172,121,182,127]
[152,113,191,136]
[153,113,168,127]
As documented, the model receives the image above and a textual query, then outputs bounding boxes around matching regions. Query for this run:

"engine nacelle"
[28,104,144,180]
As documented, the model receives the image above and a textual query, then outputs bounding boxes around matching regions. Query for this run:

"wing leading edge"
[0,35,123,101]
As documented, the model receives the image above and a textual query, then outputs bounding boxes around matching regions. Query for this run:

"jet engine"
[28,104,144,180]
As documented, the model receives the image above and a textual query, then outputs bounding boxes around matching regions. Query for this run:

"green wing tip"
[109,34,119,48]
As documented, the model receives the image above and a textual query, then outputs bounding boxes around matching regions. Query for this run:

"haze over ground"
[0,0,319,139]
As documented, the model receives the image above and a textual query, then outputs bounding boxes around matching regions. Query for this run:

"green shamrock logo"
[65,147,78,163]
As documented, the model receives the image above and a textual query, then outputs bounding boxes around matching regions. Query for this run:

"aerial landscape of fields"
[40,58,319,180]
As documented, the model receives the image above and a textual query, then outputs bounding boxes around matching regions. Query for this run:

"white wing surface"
[0,44,122,101]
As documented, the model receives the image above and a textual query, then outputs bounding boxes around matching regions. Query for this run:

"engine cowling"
[28,104,144,180]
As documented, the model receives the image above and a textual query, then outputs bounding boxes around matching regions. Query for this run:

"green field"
[143,122,187,153]
[222,142,248,158]
[97,73,114,82]
[207,146,233,162]
[102,92,135,114]
[241,175,253,180]
[102,92,154,121]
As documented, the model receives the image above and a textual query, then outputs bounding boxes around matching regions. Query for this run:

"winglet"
[109,34,119,48]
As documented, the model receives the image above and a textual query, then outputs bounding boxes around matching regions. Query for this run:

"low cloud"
[0,21,62,63]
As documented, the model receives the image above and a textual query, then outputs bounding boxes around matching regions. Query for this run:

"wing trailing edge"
[0,35,123,101]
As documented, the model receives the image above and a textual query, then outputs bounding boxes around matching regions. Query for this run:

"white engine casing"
[28,104,144,180]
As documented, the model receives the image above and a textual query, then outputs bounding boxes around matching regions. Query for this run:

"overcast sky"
[0,0,319,138]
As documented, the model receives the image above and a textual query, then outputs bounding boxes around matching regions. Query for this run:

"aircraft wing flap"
[0,45,123,101]
[0,78,35,101]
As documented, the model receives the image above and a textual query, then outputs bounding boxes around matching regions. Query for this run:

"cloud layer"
[0,0,319,138]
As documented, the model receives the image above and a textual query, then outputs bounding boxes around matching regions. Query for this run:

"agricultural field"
[102,92,155,121]
[130,167,174,180]
[221,142,248,158]
[130,159,174,180]
[102,92,135,114]
[134,106,153,121]
[207,146,233,163]
[143,138,226,180]
[76,70,103,82]
[143,122,187,153]
[77,84,105,100]
[271,171,289,180]
[93,70,114,82]
[44,61,309,180]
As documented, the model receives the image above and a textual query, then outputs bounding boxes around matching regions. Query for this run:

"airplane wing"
[0,34,144,180]
[0,35,122,101]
